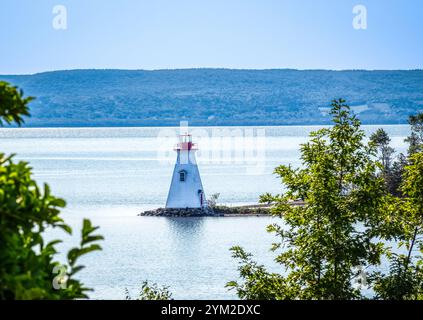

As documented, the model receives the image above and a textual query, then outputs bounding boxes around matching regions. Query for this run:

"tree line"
[229,99,423,300]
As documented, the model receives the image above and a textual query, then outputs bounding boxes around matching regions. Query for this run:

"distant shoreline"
[2,67,423,77]
[1,69,421,128]
[0,123,411,129]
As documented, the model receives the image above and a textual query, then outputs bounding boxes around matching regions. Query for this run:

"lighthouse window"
[179,171,186,182]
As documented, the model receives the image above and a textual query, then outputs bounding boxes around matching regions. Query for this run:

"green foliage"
[229,105,423,300]
[388,154,407,197]
[0,82,103,299]
[372,255,423,300]
[376,112,423,197]
[0,81,32,126]
[63,219,104,298]
[229,99,389,300]
[406,112,423,155]
[125,281,173,300]
[402,152,423,211]
[227,246,288,300]
[372,152,423,299]
[370,128,397,195]
[207,193,220,208]
[0,153,104,299]
[370,128,395,172]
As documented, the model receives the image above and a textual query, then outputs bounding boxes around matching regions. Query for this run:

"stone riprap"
[139,206,271,217]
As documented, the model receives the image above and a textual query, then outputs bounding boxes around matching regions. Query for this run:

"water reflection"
[166,217,205,237]
[165,218,206,260]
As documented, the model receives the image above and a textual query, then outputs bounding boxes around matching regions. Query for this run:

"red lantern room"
[174,134,198,151]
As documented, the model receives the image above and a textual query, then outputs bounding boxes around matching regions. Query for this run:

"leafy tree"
[370,128,395,172]
[388,154,408,198]
[228,99,388,300]
[370,128,397,195]
[0,82,103,299]
[372,152,423,300]
[226,247,287,300]
[0,81,32,126]
[125,281,173,300]
[379,112,423,197]
[405,113,423,155]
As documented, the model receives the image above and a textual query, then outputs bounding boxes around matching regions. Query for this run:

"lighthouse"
[165,133,207,209]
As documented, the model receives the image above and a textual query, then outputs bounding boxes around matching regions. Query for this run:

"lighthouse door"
[198,190,204,207]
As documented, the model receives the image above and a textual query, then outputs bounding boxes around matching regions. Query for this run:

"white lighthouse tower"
[165,133,207,209]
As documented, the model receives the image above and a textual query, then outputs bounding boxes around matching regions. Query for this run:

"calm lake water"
[0,125,410,299]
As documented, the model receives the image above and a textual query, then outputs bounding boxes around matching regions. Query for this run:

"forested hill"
[1,69,422,127]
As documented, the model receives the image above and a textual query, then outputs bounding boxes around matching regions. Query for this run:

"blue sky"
[1,0,422,74]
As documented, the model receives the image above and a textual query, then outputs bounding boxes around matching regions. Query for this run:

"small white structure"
[166,134,207,209]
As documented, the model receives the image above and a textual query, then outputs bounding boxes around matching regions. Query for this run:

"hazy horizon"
[2,67,423,77]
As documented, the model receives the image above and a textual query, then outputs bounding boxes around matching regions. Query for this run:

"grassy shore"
[213,205,270,216]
